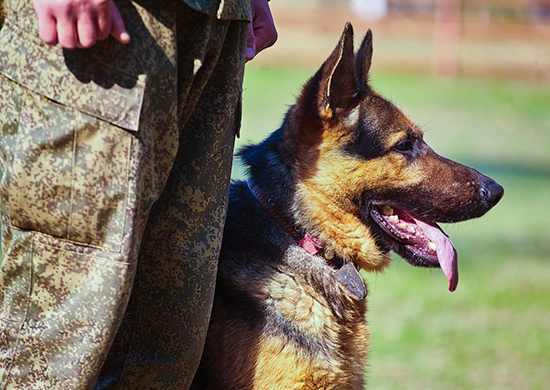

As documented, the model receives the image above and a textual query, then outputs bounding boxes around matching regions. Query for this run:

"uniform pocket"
[0,26,145,252]
[0,228,135,386]
[1,79,134,252]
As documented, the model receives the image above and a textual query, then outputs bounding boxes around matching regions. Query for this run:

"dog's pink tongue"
[414,218,459,292]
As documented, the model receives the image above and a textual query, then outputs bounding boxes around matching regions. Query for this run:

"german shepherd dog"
[191,24,504,390]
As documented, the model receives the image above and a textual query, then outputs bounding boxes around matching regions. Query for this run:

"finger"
[247,0,277,61]
[95,0,112,40]
[109,2,130,44]
[36,13,59,45]
[246,22,256,61]
[253,22,277,54]
[251,5,277,55]
[76,12,97,48]
[56,14,79,49]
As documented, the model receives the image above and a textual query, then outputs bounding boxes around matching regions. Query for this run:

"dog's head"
[285,24,503,291]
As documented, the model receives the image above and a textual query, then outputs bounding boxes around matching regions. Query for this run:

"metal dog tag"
[334,262,368,301]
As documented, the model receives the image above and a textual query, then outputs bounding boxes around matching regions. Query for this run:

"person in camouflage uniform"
[0,0,276,388]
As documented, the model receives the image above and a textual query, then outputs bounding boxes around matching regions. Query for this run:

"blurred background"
[235,1,550,389]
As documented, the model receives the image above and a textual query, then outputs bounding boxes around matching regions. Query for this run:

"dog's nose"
[480,179,504,206]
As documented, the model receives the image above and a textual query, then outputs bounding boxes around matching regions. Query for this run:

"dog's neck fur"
[241,128,367,300]
[239,123,296,222]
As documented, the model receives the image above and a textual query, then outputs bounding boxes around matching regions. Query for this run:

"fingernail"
[246,47,255,60]
[120,32,131,44]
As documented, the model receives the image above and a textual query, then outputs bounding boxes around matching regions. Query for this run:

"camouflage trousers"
[0,0,248,388]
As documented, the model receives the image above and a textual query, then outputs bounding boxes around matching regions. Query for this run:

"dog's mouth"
[370,205,458,292]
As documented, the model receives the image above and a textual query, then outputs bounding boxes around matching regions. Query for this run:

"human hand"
[246,0,277,61]
[32,0,130,49]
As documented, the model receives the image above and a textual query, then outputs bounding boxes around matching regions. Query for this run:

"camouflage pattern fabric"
[0,0,248,388]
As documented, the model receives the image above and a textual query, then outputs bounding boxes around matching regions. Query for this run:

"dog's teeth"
[398,222,407,229]
[408,226,416,233]
[381,205,394,215]
[389,215,399,223]
[428,242,437,251]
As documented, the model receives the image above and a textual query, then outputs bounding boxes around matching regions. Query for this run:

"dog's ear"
[355,29,373,91]
[318,22,358,119]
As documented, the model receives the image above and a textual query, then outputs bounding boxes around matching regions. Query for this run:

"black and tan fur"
[190,24,503,390]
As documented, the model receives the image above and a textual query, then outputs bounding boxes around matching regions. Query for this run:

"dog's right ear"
[317,22,358,119]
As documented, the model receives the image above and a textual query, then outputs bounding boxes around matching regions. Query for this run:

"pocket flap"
[0,23,145,131]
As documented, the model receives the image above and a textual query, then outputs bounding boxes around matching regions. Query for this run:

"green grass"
[238,64,550,389]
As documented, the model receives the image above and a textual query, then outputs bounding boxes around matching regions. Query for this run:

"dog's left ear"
[355,29,373,91]
[319,23,358,119]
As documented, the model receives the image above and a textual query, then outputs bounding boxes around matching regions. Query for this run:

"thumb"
[246,21,256,61]
[110,2,130,44]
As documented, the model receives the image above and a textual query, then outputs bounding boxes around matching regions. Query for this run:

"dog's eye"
[394,139,414,152]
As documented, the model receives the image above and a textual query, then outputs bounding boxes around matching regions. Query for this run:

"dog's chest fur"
[193,182,369,390]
